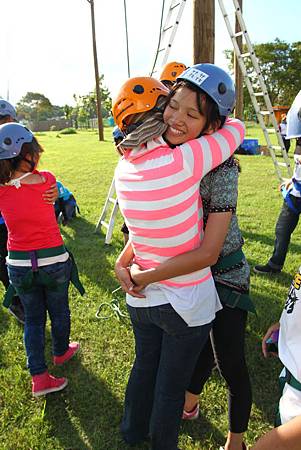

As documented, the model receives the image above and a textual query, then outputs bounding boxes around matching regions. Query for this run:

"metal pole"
[87,0,104,141]
[123,0,131,77]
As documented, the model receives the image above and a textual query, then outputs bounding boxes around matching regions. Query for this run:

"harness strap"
[285,368,301,392]
[212,249,244,272]
[8,244,66,260]
[216,282,256,314]
[2,249,85,308]
[281,185,301,215]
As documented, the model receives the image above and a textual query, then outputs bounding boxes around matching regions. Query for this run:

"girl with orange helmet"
[159,61,187,88]
[113,65,244,450]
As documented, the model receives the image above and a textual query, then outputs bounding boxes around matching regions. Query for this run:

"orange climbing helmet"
[112,77,169,131]
[159,62,187,83]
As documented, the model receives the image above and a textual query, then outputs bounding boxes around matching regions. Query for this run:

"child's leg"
[121,305,162,445]
[7,265,47,375]
[211,306,251,450]
[150,304,212,450]
[44,259,72,356]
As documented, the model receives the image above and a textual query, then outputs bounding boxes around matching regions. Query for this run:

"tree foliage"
[16,92,66,122]
[72,74,112,126]
[15,74,112,127]
[225,39,301,116]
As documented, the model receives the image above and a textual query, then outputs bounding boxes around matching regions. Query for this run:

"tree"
[72,75,112,127]
[225,39,301,117]
[16,92,53,121]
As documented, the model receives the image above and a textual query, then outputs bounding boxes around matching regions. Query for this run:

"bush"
[59,128,77,135]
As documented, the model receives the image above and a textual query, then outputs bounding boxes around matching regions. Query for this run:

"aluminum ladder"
[95,177,119,244]
[96,0,186,244]
[217,0,292,181]
[150,0,187,76]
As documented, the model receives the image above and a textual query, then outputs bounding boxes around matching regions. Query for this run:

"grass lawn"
[0,125,300,450]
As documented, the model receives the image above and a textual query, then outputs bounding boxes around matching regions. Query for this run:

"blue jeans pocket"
[8,265,31,288]
[157,304,189,336]
[42,259,72,285]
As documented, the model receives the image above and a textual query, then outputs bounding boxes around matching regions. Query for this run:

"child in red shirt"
[0,122,84,397]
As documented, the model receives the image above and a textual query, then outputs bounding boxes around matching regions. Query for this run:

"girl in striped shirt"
[113,64,245,450]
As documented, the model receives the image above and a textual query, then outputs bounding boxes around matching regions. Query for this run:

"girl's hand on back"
[43,183,59,204]
[115,262,145,298]
[130,263,154,288]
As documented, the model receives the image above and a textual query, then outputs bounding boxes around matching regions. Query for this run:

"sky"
[1,0,300,107]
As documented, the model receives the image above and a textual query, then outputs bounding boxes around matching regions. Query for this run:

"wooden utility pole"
[234,0,244,120]
[193,0,215,64]
[87,0,104,141]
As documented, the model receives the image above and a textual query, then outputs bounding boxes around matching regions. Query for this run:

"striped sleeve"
[179,118,245,180]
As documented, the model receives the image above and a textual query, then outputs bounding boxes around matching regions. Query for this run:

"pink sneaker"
[182,403,199,420]
[53,342,80,366]
[32,371,68,397]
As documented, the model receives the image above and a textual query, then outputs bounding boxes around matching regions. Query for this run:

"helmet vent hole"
[218,82,227,94]
[4,137,12,146]
[133,84,144,94]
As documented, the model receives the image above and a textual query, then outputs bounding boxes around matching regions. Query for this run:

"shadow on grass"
[44,359,129,450]
[181,410,225,448]
[59,215,123,291]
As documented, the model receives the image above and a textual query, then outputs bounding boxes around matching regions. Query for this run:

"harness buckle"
[226,291,241,309]
[29,251,38,272]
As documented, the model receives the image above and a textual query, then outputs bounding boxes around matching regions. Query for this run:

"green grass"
[0,125,299,450]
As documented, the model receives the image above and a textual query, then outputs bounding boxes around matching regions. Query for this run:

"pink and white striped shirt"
[115,118,245,288]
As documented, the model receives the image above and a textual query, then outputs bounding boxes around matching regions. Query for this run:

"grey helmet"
[0,99,17,120]
[0,123,33,160]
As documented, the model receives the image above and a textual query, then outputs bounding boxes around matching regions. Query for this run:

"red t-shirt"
[0,170,63,251]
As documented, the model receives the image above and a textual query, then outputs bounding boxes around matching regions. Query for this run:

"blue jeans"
[121,303,212,450]
[268,200,301,270]
[8,259,72,375]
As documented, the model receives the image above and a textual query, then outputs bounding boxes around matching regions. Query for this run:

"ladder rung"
[109,197,118,203]
[278,162,289,167]
[233,31,244,37]
[163,25,173,33]
[240,52,251,58]
[252,92,264,97]
[260,110,271,115]
[267,128,276,134]
[271,145,282,150]
[100,221,109,229]
[170,1,181,10]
